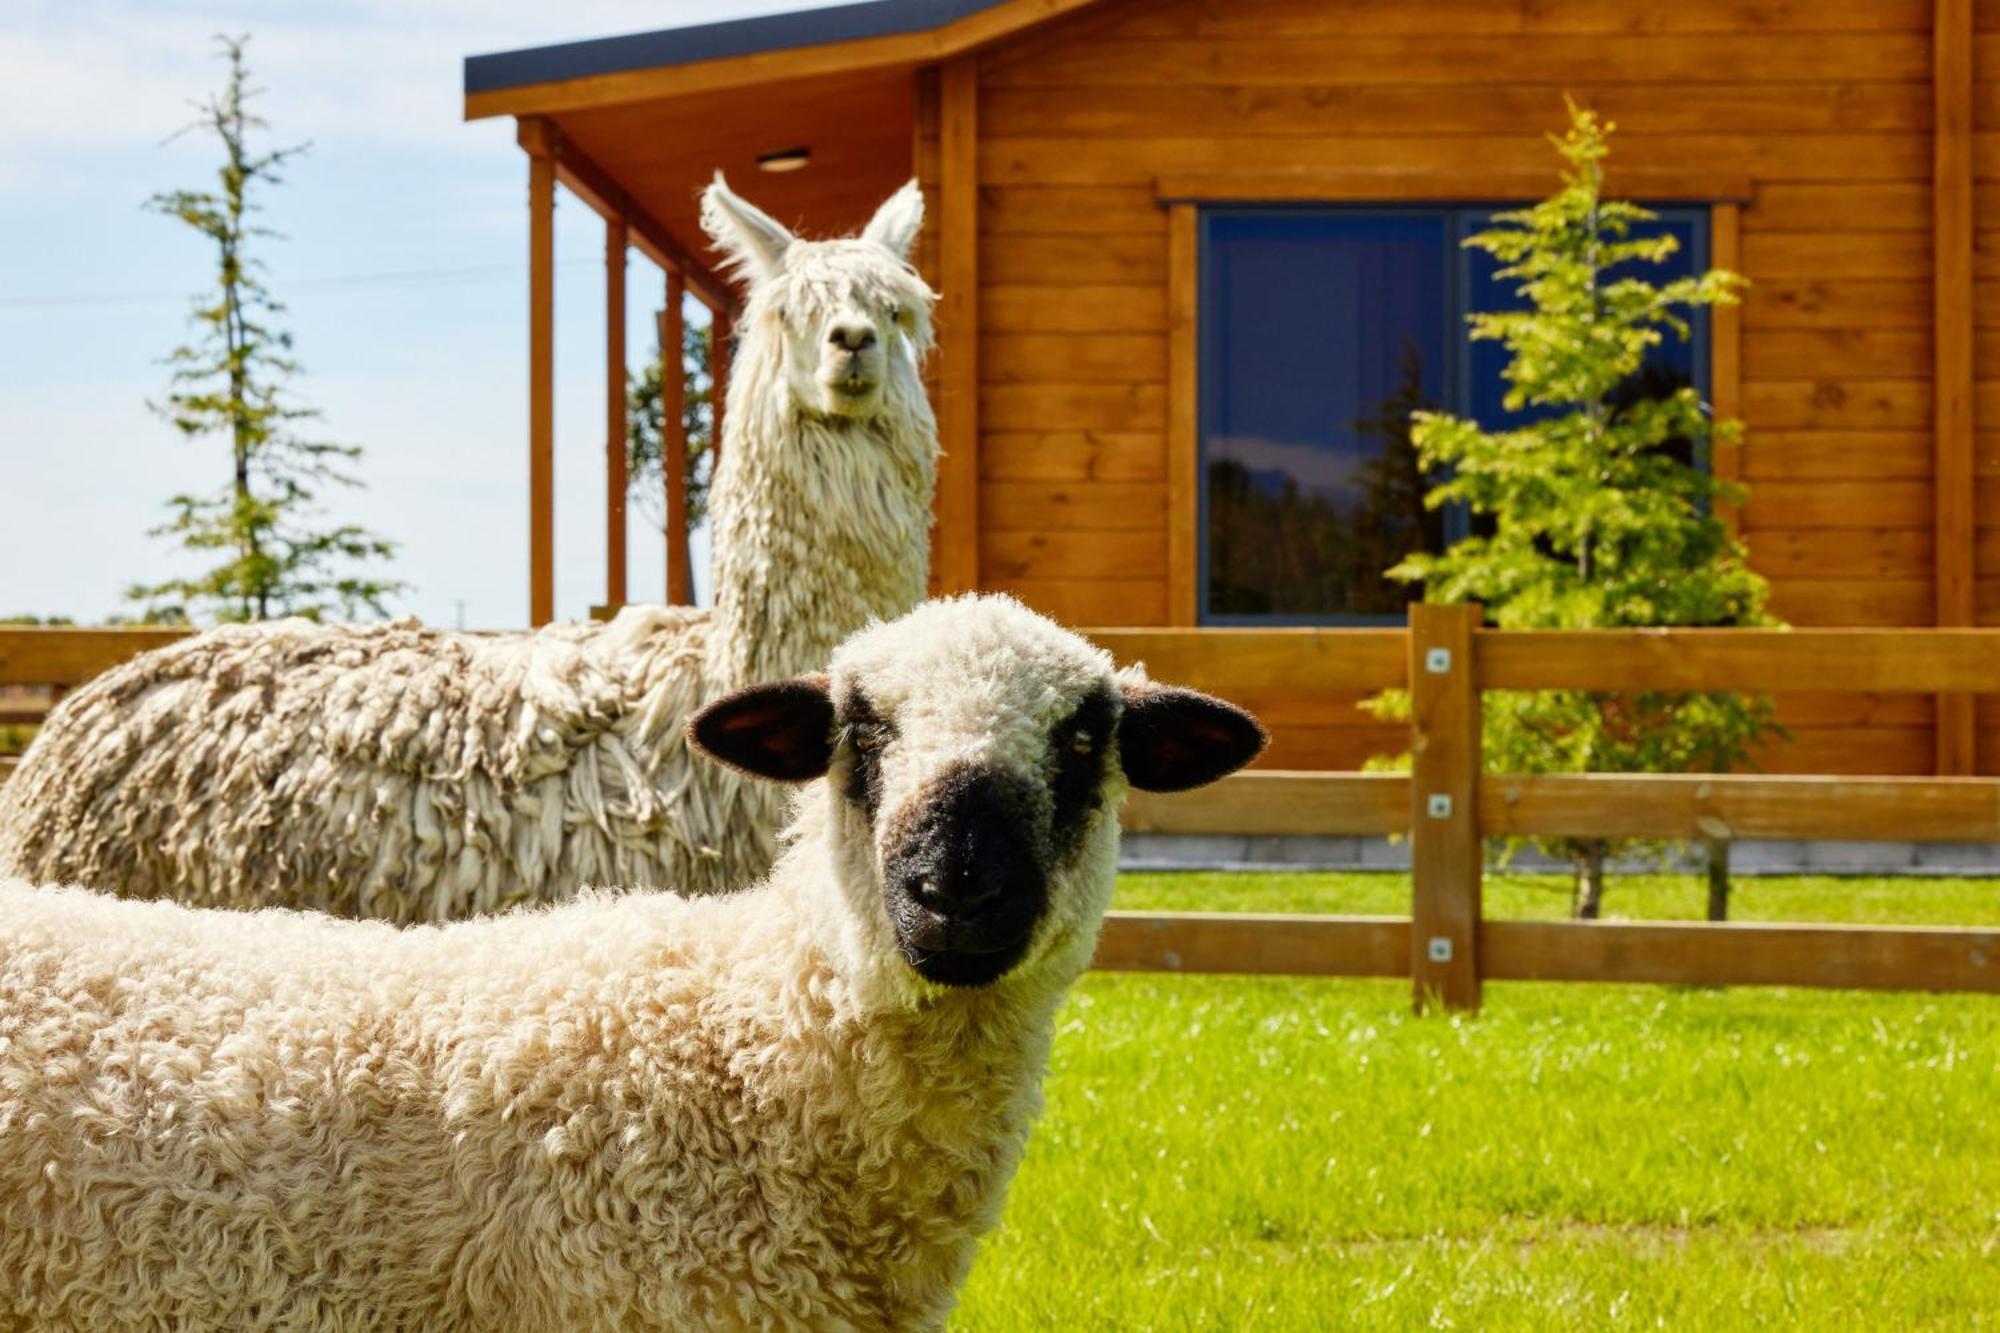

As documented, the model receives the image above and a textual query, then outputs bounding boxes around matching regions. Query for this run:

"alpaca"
[0,176,939,919]
[0,595,1267,1331]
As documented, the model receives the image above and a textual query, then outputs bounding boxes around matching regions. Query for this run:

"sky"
[0,0,847,627]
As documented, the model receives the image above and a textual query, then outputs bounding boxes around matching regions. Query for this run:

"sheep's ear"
[1117,686,1267,793]
[689,675,834,782]
[861,179,924,261]
[701,173,794,286]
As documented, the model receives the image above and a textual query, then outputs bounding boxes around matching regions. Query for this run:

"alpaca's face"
[701,176,937,423]
[689,597,1267,994]
[763,242,933,421]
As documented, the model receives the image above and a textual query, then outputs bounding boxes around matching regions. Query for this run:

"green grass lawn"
[950,872,2000,1330]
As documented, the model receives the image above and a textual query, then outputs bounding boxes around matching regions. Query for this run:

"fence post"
[1409,603,1483,1012]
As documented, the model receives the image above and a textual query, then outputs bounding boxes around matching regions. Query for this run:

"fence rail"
[3,615,2000,1008]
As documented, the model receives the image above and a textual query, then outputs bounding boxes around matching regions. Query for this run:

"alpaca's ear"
[861,179,924,261]
[688,675,835,782]
[1116,685,1267,793]
[701,173,794,286]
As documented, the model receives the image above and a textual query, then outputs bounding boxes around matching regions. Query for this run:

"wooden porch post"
[661,269,692,606]
[523,119,558,628]
[934,53,981,596]
[605,217,629,612]
[1409,603,1483,1013]
[1933,0,1976,774]
[710,309,732,465]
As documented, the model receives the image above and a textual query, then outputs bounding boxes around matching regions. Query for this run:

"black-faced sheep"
[0,595,1264,1331]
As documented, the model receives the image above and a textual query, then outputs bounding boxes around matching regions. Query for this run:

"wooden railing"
[1092,606,2000,1009]
[4,614,1999,1009]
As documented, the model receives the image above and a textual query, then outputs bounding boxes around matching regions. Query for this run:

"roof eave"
[462,0,1103,121]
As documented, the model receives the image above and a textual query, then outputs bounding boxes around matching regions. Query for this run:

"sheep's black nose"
[829,324,876,351]
[914,870,1000,915]
[890,766,1042,919]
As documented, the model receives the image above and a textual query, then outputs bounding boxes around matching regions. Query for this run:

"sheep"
[0,174,939,920]
[0,595,1266,1332]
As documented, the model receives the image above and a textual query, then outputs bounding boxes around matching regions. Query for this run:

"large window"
[1198,205,1708,625]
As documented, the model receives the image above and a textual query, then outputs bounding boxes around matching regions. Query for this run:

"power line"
[0,255,601,315]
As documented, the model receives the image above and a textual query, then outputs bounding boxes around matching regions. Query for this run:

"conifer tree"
[131,36,401,623]
[1384,104,1780,917]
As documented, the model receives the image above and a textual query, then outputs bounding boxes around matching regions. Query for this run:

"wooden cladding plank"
[1753,726,1934,775]
[1741,432,1933,480]
[1105,0,1931,37]
[981,480,1165,530]
[1742,231,1930,278]
[1743,279,1932,329]
[1744,329,1931,379]
[982,36,1930,89]
[1080,628,1409,695]
[1092,912,1410,979]
[996,578,1169,626]
[1739,480,1932,529]
[981,284,1166,333]
[1408,604,1482,1012]
[979,382,1167,431]
[1122,771,1409,837]
[1482,919,2000,993]
[1254,728,1404,772]
[1479,772,2000,841]
[977,185,1161,234]
[982,527,1163,580]
[984,135,1931,187]
[1741,380,1931,429]
[981,333,1166,383]
[981,233,1164,286]
[1749,182,1931,232]
[1744,528,1932,580]
[984,84,1929,139]
[0,629,192,686]
[1767,580,1935,626]
[978,431,1165,481]
[1476,628,2000,692]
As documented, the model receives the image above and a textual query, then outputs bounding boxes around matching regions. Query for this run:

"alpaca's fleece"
[0,179,939,918]
[0,598,1227,1332]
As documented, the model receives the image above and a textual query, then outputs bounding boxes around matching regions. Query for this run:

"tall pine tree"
[1384,104,1780,918]
[132,35,401,624]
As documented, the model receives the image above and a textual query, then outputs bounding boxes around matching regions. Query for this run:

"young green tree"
[1384,104,1780,918]
[131,35,402,624]
[626,305,716,585]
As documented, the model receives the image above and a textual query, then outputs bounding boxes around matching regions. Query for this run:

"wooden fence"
[4,612,2000,1010]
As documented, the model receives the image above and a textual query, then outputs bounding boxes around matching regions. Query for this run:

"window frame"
[1159,170,1748,628]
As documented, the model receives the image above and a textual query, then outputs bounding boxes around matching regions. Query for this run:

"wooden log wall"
[972,0,1975,776]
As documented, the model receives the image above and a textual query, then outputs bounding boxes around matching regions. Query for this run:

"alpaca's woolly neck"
[704,312,938,692]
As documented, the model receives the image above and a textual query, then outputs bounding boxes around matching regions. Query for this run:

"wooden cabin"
[464,0,1989,778]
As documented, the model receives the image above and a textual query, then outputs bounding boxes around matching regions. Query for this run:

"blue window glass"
[1200,211,1450,621]
[1200,204,1710,624]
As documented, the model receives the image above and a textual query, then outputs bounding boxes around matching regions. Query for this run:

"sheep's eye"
[1069,730,1096,755]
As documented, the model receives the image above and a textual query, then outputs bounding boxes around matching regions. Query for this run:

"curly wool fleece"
[0,181,938,919]
[0,599,1145,1332]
